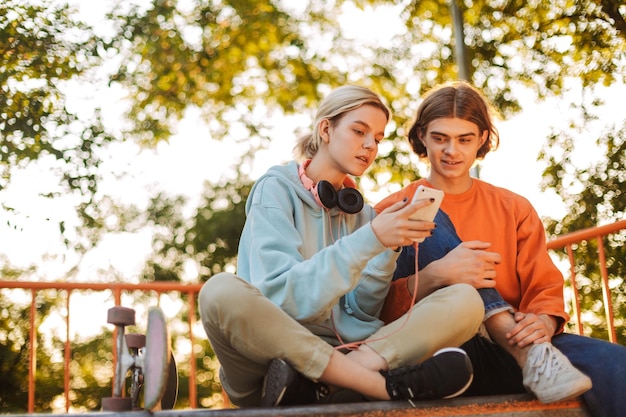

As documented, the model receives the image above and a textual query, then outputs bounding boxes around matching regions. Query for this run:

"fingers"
[381,198,435,221]
[371,198,436,248]
[386,198,437,231]
[402,197,435,214]
[403,221,436,245]
[460,240,492,250]
[379,197,413,214]
[477,278,497,288]
[507,313,551,347]
[465,243,502,265]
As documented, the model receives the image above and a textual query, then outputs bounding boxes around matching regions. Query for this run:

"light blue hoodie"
[237,161,400,344]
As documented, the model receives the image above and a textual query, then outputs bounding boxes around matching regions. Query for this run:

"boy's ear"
[480,130,489,146]
[418,130,426,146]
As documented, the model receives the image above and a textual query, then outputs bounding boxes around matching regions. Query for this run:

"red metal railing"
[546,219,626,344]
[0,219,624,413]
[0,281,202,413]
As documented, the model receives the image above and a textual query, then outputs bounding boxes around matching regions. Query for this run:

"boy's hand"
[506,312,556,347]
[422,241,501,288]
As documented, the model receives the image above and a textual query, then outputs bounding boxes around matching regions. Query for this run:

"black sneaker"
[381,347,473,405]
[261,358,330,407]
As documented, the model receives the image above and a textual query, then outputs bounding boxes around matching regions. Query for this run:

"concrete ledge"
[162,394,591,417]
[5,394,591,417]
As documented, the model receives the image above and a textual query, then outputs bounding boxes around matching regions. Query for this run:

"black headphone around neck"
[317,180,364,214]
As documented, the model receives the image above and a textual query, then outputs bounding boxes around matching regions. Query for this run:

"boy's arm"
[380,277,413,324]
[380,261,458,324]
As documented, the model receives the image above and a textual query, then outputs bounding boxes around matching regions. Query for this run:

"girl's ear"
[319,119,331,142]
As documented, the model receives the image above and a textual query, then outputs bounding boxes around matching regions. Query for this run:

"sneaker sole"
[261,359,293,407]
[534,377,592,403]
[443,373,473,399]
[522,343,593,404]
[433,347,474,399]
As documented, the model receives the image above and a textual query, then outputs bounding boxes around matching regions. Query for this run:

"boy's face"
[420,117,487,185]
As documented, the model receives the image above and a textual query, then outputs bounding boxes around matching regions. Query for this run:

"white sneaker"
[522,342,592,403]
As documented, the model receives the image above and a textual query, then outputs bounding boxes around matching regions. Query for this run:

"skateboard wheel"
[107,306,136,326]
[101,397,133,411]
[126,333,146,349]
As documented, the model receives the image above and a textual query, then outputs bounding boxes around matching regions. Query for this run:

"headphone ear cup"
[317,180,338,209]
[337,188,364,214]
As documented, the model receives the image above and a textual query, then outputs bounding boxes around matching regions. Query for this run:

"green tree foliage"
[101,0,626,187]
[142,176,252,282]
[68,330,114,412]
[106,0,341,146]
[366,0,626,186]
[0,291,65,412]
[0,0,114,212]
[2,0,624,246]
[539,100,626,343]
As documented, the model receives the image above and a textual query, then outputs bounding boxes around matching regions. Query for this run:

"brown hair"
[408,81,499,159]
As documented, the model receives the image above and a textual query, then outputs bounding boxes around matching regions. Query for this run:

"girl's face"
[321,104,387,179]
[420,117,487,186]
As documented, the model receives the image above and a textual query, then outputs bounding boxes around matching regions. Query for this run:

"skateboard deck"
[101,305,178,411]
[143,307,171,410]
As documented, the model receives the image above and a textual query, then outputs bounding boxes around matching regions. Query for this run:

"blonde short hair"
[294,85,390,160]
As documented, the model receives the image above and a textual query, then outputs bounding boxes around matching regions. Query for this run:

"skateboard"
[101,306,178,411]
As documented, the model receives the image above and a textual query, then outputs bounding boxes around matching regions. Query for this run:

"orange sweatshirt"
[375,178,569,332]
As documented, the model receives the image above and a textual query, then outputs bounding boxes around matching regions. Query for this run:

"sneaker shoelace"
[527,344,565,384]
[294,377,330,404]
[382,366,427,406]
[313,383,330,402]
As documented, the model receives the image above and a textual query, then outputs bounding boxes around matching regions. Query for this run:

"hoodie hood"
[247,161,327,215]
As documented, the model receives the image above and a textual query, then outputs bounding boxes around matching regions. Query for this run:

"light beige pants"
[199,272,483,407]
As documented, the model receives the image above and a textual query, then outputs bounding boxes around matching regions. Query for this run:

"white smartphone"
[409,185,444,242]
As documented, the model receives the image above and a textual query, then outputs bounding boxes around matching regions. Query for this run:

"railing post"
[547,219,626,344]
[596,236,617,343]
[65,290,72,412]
[566,245,584,336]
[28,289,36,413]
[112,287,123,397]
[188,291,198,408]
